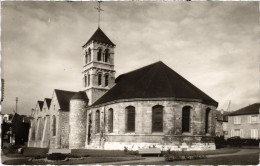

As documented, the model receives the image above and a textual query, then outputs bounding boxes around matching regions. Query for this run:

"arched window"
[84,75,87,87]
[104,49,109,62]
[95,110,100,133]
[88,48,91,62]
[152,105,163,132]
[126,106,135,132]
[108,108,113,133]
[98,73,102,86]
[205,108,211,133]
[87,74,90,86]
[105,74,109,86]
[182,106,191,133]
[52,115,56,136]
[97,49,102,61]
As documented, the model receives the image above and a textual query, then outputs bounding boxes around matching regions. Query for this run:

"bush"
[227,137,259,147]
[164,150,207,162]
[8,144,19,153]
[215,136,227,149]
[47,153,67,161]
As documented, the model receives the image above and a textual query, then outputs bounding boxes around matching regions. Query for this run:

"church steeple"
[82,27,116,105]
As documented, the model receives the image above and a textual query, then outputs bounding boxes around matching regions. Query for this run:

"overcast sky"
[1,2,259,116]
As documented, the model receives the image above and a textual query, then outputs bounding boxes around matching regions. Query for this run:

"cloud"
[1,2,259,115]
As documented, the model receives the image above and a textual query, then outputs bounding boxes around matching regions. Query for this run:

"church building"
[28,27,218,151]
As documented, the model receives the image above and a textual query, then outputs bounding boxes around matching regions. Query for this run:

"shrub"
[47,153,67,161]
[164,150,207,162]
[215,136,227,149]
[124,146,128,152]
[227,136,243,147]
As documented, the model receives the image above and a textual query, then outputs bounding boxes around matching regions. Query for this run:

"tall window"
[97,49,102,61]
[88,48,91,62]
[152,105,163,132]
[52,115,56,136]
[98,73,102,86]
[182,106,191,133]
[87,74,90,86]
[126,106,135,132]
[205,108,211,133]
[104,49,109,62]
[105,74,109,86]
[95,110,100,133]
[108,108,113,133]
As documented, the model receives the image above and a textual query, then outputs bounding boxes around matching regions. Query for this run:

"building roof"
[228,103,260,116]
[71,91,89,101]
[93,61,218,107]
[37,101,44,110]
[44,98,52,109]
[54,89,77,111]
[83,28,115,47]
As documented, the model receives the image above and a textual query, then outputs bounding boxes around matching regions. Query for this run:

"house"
[227,103,259,139]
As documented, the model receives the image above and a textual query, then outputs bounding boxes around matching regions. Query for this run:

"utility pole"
[16,97,18,114]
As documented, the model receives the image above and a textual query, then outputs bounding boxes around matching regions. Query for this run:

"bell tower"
[82,28,116,105]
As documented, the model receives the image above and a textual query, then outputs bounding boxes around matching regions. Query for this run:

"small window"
[84,75,87,87]
[251,129,259,139]
[88,48,91,62]
[85,54,88,64]
[108,109,113,133]
[97,49,102,61]
[87,74,90,86]
[126,106,135,132]
[205,108,211,133]
[251,115,259,123]
[105,74,109,86]
[52,116,56,136]
[234,116,241,124]
[95,110,100,133]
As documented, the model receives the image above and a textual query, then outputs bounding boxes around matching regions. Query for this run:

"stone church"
[28,27,218,151]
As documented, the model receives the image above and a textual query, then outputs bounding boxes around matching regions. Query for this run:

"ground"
[1,147,259,165]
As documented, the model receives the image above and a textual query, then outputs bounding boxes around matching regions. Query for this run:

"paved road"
[96,148,260,165]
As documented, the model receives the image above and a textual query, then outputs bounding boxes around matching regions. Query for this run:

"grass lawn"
[2,157,143,165]
[201,147,240,155]
[128,153,260,165]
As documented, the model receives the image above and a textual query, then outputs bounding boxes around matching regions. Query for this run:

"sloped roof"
[71,91,89,101]
[83,28,115,47]
[54,89,77,111]
[44,98,52,109]
[228,103,260,116]
[92,61,218,107]
[37,101,44,110]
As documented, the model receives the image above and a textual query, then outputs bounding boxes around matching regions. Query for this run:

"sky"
[1,2,259,116]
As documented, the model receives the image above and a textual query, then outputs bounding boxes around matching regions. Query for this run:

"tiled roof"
[37,101,44,110]
[45,98,52,109]
[83,28,115,47]
[92,61,218,107]
[228,103,260,116]
[71,91,89,101]
[54,89,77,111]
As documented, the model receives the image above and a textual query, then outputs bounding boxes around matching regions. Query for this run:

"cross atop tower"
[94,1,104,28]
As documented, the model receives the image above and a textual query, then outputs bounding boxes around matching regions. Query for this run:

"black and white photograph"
[1,1,259,165]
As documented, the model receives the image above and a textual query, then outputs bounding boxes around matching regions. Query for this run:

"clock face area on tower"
[82,28,116,105]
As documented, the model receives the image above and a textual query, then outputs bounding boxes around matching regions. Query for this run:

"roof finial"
[94,1,104,28]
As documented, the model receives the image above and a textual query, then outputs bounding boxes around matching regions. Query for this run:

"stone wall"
[59,111,70,148]
[86,100,217,150]
[69,99,88,149]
